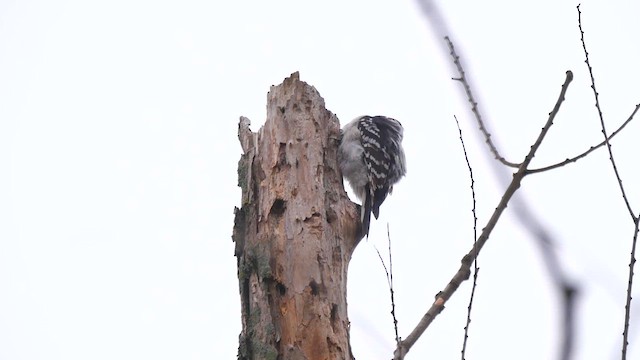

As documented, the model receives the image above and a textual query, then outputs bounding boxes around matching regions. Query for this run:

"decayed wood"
[233,72,360,360]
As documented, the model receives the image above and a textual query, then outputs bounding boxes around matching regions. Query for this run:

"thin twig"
[445,36,520,169]
[393,70,574,360]
[454,115,479,360]
[577,4,635,222]
[527,103,640,174]
[623,217,640,360]
[387,224,400,346]
[577,5,640,359]
[373,231,400,347]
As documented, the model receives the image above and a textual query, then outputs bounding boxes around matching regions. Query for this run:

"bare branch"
[577,4,636,221]
[374,227,400,348]
[387,225,400,346]
[577,6,639,359]
[454,115,479,360]
[519,208,578,360]
[578,6,640,360]
[393,71,574,360]
[623,217,640,360]
[445,36,520,168]
[527,103,640,174]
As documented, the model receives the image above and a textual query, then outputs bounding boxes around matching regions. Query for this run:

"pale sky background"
[1,1,640,359]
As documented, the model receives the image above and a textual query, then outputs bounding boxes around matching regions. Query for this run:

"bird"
[338,115,406,237]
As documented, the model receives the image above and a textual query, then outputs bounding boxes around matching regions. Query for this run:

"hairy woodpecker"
[338,115,406,237]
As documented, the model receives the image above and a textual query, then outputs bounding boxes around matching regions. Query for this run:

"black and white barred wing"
[357,116,406,219]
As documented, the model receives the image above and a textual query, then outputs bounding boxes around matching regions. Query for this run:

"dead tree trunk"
[233,72,361,360]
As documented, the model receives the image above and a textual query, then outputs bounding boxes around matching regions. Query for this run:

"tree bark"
[233,72,361,360]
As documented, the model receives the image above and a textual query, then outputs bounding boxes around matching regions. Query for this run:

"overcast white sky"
[1,1,640,359]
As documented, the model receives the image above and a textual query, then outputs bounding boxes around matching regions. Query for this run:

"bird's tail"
[371,185,389,220]
[361,185,373,238]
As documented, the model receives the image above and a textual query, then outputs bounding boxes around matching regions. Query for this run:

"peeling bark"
[233,72,361,360]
